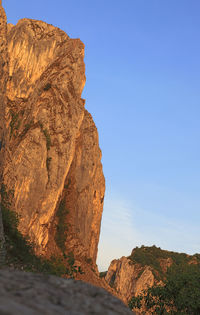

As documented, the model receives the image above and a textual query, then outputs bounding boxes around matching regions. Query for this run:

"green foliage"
[129,264,200,314]
[24,121,33,132]
[46,157,52,172]
[128,295,143,310]
[9,110,21,138]
[38,122,51,150]
[43,83,51,91]
[64,252,84,278]
[55,199,69,253]
[85,257,93,265]
[64,179,71,189]
[0,184,67,276]
[20,119,34,138]
[1,185,84,279]
[10,108,35,139]
[109,272,116,288]
[99,271,107,278]
[128,245,191,280]
[194,253,200,262]
[43,129,51,150]
[42,128,51,150]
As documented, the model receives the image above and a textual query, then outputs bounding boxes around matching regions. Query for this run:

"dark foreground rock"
[0,269,134,315]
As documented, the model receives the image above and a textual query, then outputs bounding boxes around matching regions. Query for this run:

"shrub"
[64,252,84,278]
[99,271,107,278]
[0,184,66,276]
[128,245,191,280]
[46,157,52,172]
[43,83,51,91]
[43,128,51,150]
[55,199,69,253]
[129,264,200,314]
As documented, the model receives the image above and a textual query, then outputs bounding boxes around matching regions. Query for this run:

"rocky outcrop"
[0,3,105,271]
[0,1,8,266]
[45,110,105,264]
[105,257,155,304]
[105,246,200,313]
[0,269,134,315]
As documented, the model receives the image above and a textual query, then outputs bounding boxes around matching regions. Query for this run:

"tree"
[129,263,200,314]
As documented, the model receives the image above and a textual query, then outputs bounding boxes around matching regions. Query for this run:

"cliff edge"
[0,3,105,279]
[104,246,200,313]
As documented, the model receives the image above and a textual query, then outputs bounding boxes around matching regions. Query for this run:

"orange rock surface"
[0,4,105,272]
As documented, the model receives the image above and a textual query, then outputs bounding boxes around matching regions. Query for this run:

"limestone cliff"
[0,1,7,265]
[105,246,200,312]
[105,256,155,304]
[0,3,105,273]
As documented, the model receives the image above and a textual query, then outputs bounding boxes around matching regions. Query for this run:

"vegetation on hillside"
[0,184,83,278]
[129,263,200,314]
[128,245,200,280]
[55,199,69,253]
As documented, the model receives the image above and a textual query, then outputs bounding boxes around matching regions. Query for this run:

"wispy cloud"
[97,194,200,271]
[97,196,140,271]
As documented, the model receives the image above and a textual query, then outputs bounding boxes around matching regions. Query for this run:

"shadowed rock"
[0,269,134,315]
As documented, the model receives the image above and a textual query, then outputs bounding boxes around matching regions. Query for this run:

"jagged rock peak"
[105,245,200,309]
[1,3,105,272]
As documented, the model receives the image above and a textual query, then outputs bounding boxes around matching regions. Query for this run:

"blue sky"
[4,0,200,271]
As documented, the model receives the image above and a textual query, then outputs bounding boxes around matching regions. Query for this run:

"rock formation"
[0,1,7,266]
[0,2,105,274]
[0,269,134,315]
[105,256,155,304]
[104,246,200,313]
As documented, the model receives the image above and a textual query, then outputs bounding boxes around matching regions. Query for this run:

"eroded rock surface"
[0,269,134,315]
[0,1,8,266]
[0,2,105,268]
[105,246,200,313]
[105,257,155,304]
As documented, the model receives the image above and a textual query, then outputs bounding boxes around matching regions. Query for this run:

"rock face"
[105,246,200,313]
[0,3,105,269]
[0,269,134,315]
[105,256,155,304]
[0,2,7,266]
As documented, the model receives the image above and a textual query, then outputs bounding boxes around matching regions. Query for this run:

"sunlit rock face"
[0,2,8,165]
[0,0,8,266]
[1,8,105,265]
[59,110,105,263]
[105,257,155,304]
[105,247,199,313]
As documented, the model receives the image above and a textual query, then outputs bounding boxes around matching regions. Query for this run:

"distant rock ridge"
[104,246,200,313]
[0,2,104,275]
